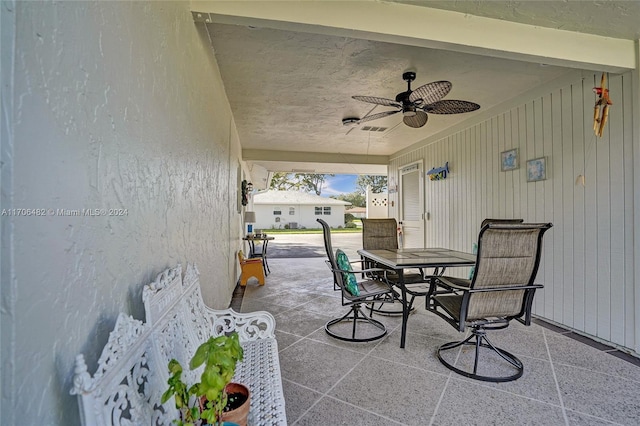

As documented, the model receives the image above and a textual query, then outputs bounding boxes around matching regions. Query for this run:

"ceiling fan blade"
[409,81,452,104]
[359,110,400,123]
[424,100,481,114]
[352,96,401,108]
[403,111,428,128]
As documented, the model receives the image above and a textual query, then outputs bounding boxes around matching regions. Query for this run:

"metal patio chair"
[361,218,430,314]
[317,218,396,342]
[427,222,552,382]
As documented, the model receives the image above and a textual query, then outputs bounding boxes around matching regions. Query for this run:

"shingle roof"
[252,190,351,206]
[345,207,366,213]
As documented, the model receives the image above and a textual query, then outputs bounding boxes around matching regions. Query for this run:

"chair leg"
[437,327,524,382]
[325,304,387,342]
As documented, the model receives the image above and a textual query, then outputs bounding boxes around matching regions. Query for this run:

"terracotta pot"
[220,382,250,426]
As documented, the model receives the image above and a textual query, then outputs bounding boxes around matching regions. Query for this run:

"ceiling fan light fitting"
[402,105,417,117]
[342,117,360,126]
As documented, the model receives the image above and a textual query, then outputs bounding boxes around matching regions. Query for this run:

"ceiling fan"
[351,71,480,128]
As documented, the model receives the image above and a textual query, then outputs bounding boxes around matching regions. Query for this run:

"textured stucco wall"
[1,2,242,424]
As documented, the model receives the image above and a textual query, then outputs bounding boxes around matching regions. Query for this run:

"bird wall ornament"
[593,73,612,138]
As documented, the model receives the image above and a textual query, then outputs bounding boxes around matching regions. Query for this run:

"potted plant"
[162,332,250,426]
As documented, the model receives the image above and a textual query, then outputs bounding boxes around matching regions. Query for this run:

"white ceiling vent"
[361,126,387,132]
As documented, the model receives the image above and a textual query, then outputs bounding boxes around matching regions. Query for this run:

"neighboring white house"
[251,190,350,230]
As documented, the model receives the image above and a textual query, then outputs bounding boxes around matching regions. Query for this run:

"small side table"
[243,234,274,275]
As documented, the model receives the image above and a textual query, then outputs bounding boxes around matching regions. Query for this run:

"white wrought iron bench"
[70,263,287,425]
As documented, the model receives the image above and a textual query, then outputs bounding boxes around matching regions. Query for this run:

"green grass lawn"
[260,227,361,234]
[256,219,362,234]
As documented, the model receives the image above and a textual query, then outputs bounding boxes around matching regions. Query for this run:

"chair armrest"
[434,276,470,291]
[333,265,389,276]
[468,283,544,293]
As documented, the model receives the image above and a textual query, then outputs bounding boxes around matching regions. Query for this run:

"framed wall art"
[526,157,547,182]
[500,148,519,171]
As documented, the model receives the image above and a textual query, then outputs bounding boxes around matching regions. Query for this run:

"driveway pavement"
[264,232,362,260]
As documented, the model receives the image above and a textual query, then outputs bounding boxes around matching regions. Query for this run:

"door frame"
[398,160,425,248]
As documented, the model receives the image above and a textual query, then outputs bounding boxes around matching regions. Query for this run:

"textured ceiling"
[194,1,640,181]
[208,23,569,154]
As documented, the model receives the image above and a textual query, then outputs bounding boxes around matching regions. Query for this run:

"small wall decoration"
[241,180,253,206]
[526,157,547,182]
[388,177,397,194]
[426,162,449,181]
[501,148,519,171]
[593,73,612,137]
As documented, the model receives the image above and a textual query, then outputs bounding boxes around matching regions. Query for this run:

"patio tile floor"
[238,257,640,425]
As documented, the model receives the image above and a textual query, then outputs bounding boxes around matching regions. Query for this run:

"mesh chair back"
[317,219,344,289]
[467,223,551,320]
[317,219,335,264]
[362,218,398,250]
[480,218,524,228]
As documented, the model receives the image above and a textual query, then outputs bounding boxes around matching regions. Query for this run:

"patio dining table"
[357,247,476,348]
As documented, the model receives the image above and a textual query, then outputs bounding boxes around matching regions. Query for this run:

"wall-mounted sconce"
[241,180,254,206]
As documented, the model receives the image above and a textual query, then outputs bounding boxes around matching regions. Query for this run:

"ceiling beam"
[243,149,388,165]
[191,0,636,73]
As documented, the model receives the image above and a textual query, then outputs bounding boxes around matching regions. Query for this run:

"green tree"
[269,172,297,190]
[295,173,334,195]
[356,175,388,194]
[269,173,335,195]
[331,192,365,207]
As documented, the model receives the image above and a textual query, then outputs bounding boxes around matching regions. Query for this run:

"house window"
[289,207,295,215]
[273,207,281,215]
[314,207,322,215]
[323,207,331,215]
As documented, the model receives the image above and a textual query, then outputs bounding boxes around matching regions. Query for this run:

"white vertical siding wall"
[389,72,637,354]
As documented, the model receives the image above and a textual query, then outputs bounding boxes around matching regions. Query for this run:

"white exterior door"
[399,162,424,248]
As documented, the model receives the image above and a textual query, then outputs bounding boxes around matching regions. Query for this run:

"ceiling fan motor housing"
[398,71,417,115]
[402,104,417,117]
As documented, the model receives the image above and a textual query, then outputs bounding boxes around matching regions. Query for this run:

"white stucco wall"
[1,2,242,424]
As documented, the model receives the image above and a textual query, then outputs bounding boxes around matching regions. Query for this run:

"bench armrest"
[205,307,277,341]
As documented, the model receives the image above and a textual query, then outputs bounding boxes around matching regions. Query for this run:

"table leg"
[399,269,408,349]
[263,240,271,275]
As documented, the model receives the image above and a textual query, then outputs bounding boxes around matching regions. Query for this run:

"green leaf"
[161,388,173,404]
[190,341,210,369]
[168,359,183,375]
